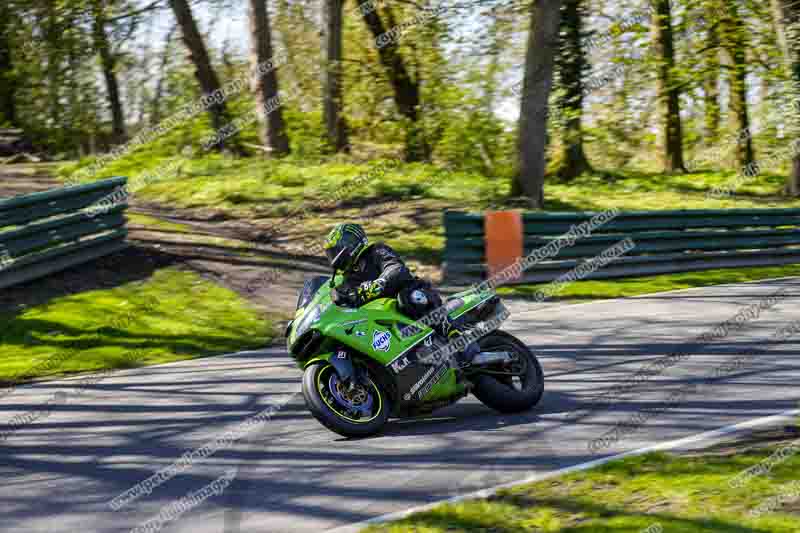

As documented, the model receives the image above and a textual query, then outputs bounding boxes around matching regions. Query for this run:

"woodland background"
[4,0,800,206]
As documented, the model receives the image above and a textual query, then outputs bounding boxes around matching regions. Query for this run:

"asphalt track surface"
[2,277,800,532]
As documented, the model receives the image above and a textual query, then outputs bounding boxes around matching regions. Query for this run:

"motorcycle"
[285,275,544,437]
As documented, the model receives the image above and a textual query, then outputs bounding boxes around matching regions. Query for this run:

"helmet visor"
[325,230,364,271]
[325,244,349,270]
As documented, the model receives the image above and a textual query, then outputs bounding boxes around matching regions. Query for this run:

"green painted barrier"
[0,177,129,289]
[443,208,800,284]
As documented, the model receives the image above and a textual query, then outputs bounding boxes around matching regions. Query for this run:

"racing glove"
[355,278,386,305]
[333,279,387,307]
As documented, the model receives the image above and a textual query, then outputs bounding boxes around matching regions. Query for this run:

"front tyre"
[302,362,390,438]
[471,331,544,413]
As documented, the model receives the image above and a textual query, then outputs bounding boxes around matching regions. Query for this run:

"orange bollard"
[484,211,524,282]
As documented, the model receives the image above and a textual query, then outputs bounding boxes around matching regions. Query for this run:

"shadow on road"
[1,279,800,531]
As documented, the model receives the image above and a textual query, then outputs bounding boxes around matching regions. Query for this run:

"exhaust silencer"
[471,351,512,365]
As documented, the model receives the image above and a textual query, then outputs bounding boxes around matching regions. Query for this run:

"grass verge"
[59,156,800,264]
[365,432,800,533]
[498,264,800,302]
[60,154,800,291]
[0,268,273,383]
[59,156,800,216]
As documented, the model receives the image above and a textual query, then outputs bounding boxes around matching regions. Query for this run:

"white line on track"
[326,407,800,533]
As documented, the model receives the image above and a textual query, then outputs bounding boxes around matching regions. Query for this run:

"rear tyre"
[471,331,544,413]
[302,361,390,438]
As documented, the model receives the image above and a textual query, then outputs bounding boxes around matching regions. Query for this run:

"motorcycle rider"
[323,222,478,367]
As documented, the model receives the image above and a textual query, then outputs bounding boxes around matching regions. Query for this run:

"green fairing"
[288,275,496,403]
[303,353,334,368]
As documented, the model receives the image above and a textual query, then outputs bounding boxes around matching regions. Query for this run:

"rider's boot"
[442,318,480,369]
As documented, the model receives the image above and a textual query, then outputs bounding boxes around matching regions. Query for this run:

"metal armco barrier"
[0,177,129,289]
[444,208,800,284]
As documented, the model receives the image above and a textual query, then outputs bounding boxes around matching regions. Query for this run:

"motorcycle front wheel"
[302,361,390,438]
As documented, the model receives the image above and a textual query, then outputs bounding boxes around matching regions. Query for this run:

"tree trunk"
[67,45,84,157]
[45,1,61,130]
[151,25,177,125]
[356,0,429,162]
[324,0,348,152]
[719,0,754,170]
[652,0,686,173]
[703,12,720,145]
[0,5,17,127]
[515,0,562,206]
[169,0,239,152]
[248,0,290,156]
[557,0,591,181]
[771,0,800,196]
[91,0,127,144]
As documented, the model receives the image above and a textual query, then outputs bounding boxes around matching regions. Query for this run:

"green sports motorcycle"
[286,275,544,437]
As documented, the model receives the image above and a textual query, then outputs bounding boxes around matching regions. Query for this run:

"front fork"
[305,348,367,387]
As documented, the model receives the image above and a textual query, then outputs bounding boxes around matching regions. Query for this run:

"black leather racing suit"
[337,243,443,324]
[337,242,475,363]
[338,243,413,299]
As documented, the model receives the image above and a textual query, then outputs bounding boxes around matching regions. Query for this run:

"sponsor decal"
[407,365,436,398]
[372,330,392,352]
[355,331,366,337]
[416,364,448,400]
[390,356,411,374]
[424,336,433,347]
[336,349,347,359]
[403,324,423,337]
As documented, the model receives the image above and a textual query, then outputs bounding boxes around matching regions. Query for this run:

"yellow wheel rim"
[316,364,383,424]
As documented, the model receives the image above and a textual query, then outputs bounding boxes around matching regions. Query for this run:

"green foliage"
[429,86,516,176]
[284,107,327,161]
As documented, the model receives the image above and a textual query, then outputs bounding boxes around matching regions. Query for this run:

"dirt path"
[126,205,328,316]
[0,163,466,323]
[0,164,325,319]
[0,163,62,197]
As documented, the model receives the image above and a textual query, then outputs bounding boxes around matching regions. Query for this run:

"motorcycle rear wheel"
[302,361,390,438]
[470,331,544,413]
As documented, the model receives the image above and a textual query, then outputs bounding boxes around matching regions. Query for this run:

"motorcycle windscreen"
[296,276,330,310]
